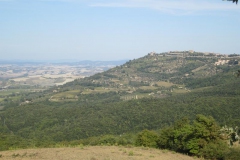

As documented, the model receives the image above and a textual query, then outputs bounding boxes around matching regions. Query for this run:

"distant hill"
[0,60,128,66]
[75,60,128,66]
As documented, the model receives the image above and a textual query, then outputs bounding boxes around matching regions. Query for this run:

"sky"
[0,0,240,61]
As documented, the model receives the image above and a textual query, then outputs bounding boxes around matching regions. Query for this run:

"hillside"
[2,51,238,105]
[0,51,240,154]
[44,51,240,102]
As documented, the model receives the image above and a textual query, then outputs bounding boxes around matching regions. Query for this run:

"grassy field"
[0,98,4,102]
[53,90,79,98]
[0,88,46,103]
[172,89,189,94]
[139,86,158,90]
[156,81,174,87]
[121,93,150,100]
[81,87,119,94]
[0,89,34,98]
[10,74,83,87]
[0,146,199,160]
[50,90,80,101]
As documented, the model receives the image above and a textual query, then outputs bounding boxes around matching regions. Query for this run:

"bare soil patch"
[0,146,198,160]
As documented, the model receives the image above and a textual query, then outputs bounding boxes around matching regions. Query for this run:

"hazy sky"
[0,0,239,61]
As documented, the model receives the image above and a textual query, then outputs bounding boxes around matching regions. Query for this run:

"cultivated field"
[0,62,120,88]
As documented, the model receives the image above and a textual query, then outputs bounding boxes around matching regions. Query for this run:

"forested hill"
[45,51,240,101]
[0,51,240,152]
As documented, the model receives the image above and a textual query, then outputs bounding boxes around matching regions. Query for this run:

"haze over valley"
[0,60,126,87]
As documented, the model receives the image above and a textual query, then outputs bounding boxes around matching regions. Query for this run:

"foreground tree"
[158,114,228,159]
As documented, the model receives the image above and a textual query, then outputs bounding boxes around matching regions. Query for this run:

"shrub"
[198,140,229,159]
[135,129,159,148]
[157,115,229,159]
[224,148,240,160]
[99,135,117,145]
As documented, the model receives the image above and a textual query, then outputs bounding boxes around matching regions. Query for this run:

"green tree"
[180,115,222,155]
[199,140,228,160]
[135,129,159,148]
[191,115,220,149]
[172,118,193,153]
[158,115,228,159]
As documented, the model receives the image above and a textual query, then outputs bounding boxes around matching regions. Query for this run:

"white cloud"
[89,0,239,14]
[2,0,238,14]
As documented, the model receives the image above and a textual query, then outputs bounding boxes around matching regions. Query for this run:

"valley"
[0,60,126,104]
